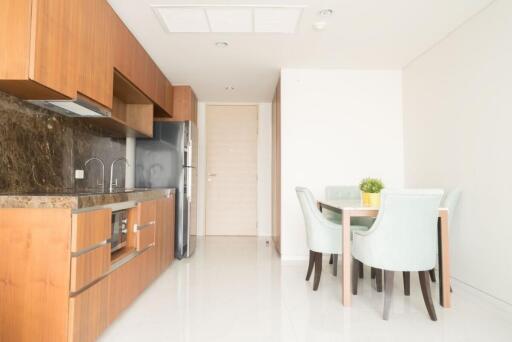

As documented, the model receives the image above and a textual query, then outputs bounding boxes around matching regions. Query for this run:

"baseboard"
[451,278,512,315]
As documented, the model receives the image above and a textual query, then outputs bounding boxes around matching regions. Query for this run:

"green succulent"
[359,178,384,193]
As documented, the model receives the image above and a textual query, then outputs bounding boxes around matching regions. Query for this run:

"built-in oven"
[111,209,128,253]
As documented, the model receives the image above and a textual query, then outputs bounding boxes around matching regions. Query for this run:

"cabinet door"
[70,244,110,293]
[31,0,79,98]
[71,209,111,252]
[76,0,114,108]
[159,195,175,270]
[0,0,32,79]
[68,277,109,342]
[107,259,137,324]
[172,86,197,122]
[135,224,156,251]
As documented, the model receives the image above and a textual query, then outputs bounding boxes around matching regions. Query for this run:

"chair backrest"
[366,189,443,271]
[443,188,462,227]
[325,186,360,200]
[296,187,322,246]
[296,187,344,252]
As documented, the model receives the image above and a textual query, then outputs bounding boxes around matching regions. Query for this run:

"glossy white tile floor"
[100,237,512,342]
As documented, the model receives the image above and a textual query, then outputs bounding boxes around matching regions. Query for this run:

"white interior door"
[206,105,258,236]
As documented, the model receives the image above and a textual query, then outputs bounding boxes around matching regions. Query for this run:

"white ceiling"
[108,0,493,102]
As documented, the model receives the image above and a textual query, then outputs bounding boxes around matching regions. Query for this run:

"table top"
[319,199,448,212]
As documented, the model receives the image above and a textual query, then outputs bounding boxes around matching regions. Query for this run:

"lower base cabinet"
[68,278,109,342]
[0,194,175,342]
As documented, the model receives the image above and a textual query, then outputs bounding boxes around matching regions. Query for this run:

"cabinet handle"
[133,221,156,232]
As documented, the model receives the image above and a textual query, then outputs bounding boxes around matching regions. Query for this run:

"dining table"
[317,199,451,308]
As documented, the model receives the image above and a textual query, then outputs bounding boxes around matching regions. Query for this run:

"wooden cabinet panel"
[76,0,114,108]
[107,249,145,324]
[71,209,111,252]
[156,195,175,272]
[68,277,109,342]
[136,224,156,251]
[139,199,157,225]
[0,208,71,342]
[171,86,197,122]
[0,0,32,79]
[112,12,172,117]
[164,81,174,116]
[70,244,111,293]
[31,0,79,99]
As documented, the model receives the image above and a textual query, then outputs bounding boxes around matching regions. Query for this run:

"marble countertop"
[0,188,176,209]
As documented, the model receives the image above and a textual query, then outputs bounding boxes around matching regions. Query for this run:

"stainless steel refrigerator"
[135,121,197,259]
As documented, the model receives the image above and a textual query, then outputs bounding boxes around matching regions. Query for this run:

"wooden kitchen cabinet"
[0,196,175,341]
[0,0,174,123]
[159,85,197,122]
[112,12,173,117]
[76,0,114,109]
[68,277,109,342]
[156,194,176,273]
[0,0,78,99]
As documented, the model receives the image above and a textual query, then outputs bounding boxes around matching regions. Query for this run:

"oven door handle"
[133,221,156,232]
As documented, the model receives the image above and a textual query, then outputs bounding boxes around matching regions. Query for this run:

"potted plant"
[359,178,384,207]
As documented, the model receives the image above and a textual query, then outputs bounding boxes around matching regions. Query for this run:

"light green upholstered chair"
[295,187,366,291]
[351,189,443,320]
[324,186,375,276]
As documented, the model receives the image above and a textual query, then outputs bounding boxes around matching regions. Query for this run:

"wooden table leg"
[438,211,451,308]
[342,210,352,306]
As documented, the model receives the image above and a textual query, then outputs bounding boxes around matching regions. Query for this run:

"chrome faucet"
[84,157,105,192]
[110,157,130,192]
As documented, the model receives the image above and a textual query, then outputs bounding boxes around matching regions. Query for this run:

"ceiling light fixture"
[318,9,334,16]
[313,21,327,31]
[215,41,229,48]
[224,86,235,91]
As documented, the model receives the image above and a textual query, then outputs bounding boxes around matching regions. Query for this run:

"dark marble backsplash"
[0,91,126,193]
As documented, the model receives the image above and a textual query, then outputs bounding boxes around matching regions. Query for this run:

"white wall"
[403,0,512,305]
[280,69,404,260]
[196,102,272,237]
[257,103,272,237]
[196,102,207,236]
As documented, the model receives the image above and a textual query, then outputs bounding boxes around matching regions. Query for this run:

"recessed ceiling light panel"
[206,8,253,32]
[155,7,209,33]
[152,5,307,34]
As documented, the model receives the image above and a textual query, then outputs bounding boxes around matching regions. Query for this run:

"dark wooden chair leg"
[313,252,322,291]
[403,271,410,296]
[332,254,338,276]
[376,269,383,292]
[306,250,315,281]
[352,258,359,295]
[329,254,333,264]
[419,271,437,321]
[371,267,376,279]
[429,269,436,282]
[383,270,394,320]
[359,262,364,279]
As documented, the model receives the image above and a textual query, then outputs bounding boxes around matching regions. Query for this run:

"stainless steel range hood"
[28,95,111,118]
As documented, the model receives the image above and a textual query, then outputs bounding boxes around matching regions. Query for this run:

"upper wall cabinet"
[170,86,197,122]
[0,0,79,100]
[0,0,174,125]
[112,13,173,117]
